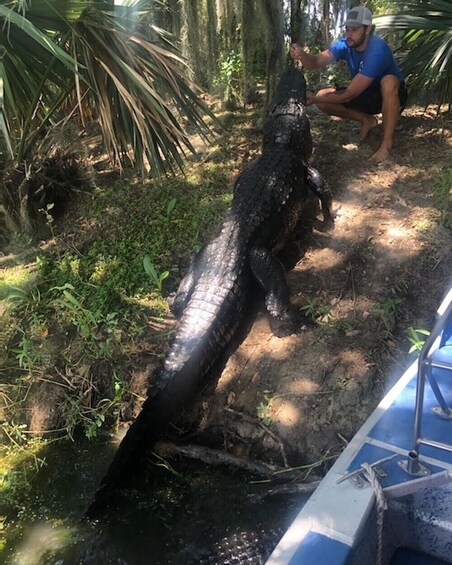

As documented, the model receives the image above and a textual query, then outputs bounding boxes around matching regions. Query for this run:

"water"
[3,438,308,564]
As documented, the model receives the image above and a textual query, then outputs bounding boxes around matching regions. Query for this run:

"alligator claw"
[270,310,312,337]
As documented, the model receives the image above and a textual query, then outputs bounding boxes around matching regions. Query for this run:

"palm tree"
[0,0,214,237]
[374,0,452,107]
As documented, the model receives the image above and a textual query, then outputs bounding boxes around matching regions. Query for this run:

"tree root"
[154,441,321,485]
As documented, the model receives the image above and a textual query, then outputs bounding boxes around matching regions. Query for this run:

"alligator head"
[272,67,308,106]
[262,68,312,163]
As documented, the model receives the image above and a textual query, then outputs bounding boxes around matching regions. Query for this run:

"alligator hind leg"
[249,247,308,334]
[307,166,333,223]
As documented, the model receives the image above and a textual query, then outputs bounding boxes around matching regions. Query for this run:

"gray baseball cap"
[345,6,373,27]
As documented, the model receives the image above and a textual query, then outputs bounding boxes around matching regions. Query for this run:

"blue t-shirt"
[328,35,403,89]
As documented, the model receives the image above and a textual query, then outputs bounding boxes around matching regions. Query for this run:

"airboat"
[267,285,452,565]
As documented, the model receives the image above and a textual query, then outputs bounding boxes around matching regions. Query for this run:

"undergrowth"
[0,111,256,555]
[0,113,255,453]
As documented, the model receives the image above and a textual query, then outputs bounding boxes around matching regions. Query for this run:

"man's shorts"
[336,80,408,115]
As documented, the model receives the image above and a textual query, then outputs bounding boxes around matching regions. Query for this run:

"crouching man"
[291,6,407,162]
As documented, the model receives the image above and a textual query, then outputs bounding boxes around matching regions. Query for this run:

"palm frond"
[71,4,214,175]
[374,0,452,105]
[0,0,216,176]
[0,62,14,161]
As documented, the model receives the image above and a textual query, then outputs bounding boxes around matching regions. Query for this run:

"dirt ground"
[166,104,452,475]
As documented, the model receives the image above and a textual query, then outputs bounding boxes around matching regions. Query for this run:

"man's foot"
[370,145,391,162]
[359,116,378,141]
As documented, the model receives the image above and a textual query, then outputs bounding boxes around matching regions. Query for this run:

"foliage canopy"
[0,0,213,176]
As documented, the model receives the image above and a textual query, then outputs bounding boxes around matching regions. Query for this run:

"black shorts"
[336,80,408,115]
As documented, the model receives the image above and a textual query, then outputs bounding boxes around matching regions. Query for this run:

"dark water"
[3,438,308,564]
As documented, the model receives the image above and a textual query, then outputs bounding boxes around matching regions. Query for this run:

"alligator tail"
[86,224,250,519]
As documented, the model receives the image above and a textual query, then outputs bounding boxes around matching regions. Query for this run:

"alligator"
[86,67,332,519]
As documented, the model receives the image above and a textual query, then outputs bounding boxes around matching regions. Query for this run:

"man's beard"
[346,33,366,49]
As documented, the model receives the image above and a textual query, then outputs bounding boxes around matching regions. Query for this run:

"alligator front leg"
[307,166,333,222]
[249,247,306,334]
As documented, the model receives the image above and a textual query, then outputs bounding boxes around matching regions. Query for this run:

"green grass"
[0,109,253,448]
[0,264,37,300]
[33,165,234,318]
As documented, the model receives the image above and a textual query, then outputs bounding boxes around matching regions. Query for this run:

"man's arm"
[290,44,334,70]
[307,73,374,105]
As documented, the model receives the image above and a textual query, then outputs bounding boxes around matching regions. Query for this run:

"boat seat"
[431,344,452,367]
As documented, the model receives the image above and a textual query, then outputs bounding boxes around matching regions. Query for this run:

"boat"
[266,285,452,565]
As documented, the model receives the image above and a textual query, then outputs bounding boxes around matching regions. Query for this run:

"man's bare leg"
[315,87,377,141]
[359,115,378,141]
[371,75,401,162]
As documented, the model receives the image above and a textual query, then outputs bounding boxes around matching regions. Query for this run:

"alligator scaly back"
[86,68,332,518]
[86,217,250,517]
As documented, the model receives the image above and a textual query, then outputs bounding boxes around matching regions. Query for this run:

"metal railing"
[401,289,452,476]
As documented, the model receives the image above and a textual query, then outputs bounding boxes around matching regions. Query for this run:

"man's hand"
[290,43,308,62]
[290,45,334,71]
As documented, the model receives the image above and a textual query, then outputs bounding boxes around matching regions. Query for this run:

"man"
[290,6,407,162]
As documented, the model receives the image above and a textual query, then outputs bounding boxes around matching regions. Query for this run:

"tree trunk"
[165,0,181,37]
[180,0,207,87]
[241,0,257,103]
[259,0,285,115]
[18,166,33,235]
[206,0,219,89]
[290,0,303,44]
[226,0,240,54]
[320,0,330,46]
[294,0,310,46]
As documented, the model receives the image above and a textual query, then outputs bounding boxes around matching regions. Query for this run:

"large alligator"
[86,67,332,518]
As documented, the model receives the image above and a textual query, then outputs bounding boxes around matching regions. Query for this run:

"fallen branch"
[154,441,313,483]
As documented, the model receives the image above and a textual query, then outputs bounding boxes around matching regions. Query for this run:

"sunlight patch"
[387,225,410,238]
[342,143,359,151]
[289,379,320,394]
[333,202,360,222]
[274,401,300,427]
[299,248,344,271]
[12,522,74,565]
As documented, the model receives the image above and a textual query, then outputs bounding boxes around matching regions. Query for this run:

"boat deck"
[267,288,452,565]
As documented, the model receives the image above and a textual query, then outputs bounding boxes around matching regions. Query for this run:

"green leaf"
[143,255,158,280]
